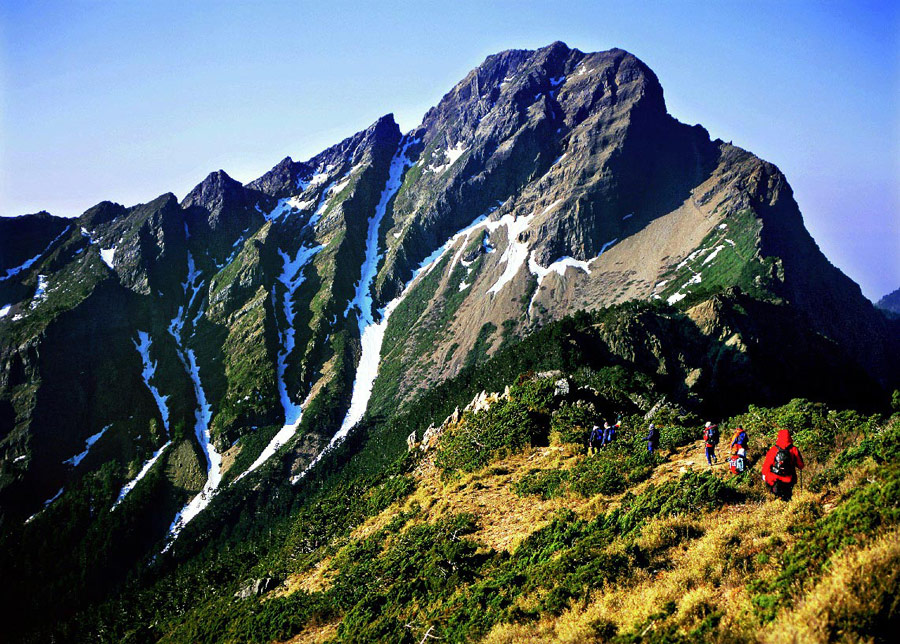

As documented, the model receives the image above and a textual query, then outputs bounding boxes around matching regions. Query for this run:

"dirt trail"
[643,440,738,489]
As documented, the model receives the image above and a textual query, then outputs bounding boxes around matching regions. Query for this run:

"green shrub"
[551,403,596,444]
[511,376,557,413]
[435,399,544,473]
[515,469,569,499]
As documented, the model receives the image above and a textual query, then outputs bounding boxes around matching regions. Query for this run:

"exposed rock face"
[366,42,899,411]
[234,577,278,599]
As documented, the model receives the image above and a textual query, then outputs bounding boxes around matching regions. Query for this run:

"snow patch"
[622,213,633,220]
[233,243,321,481]
[702,245,726,265]
[31,275,49,306]
[331,139,417,435]
[309,169,330,186]
[183,252,203,311]
[0,304,10,318]
[163,253,221,548]
[64,424,111,467]
[427,142,468,174]
[676,247,712,270]
[667,292,687,305]
[111,441,171,510]
[133,332,171,434]
[100,247,116,269]
[528,254,592,281]
[296,138,492,484]
[0,225,70,282]
[26,487,65,523]
[549,75,565,87]
[484,200,565,295]
[163,346,222,548]
[598,238,619,256]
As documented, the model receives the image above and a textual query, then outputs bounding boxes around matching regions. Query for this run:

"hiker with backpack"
[728,426,748,471]
[645,423,659,453]
[703,421,719,465]
[588,424,603,455]
[730,426,748,454]
[761,428,805,501]
[604,418,617,446]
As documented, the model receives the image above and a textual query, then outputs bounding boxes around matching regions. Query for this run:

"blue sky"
[1,0,897,299]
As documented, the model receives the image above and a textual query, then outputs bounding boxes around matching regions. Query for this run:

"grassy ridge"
[153,388,898,643]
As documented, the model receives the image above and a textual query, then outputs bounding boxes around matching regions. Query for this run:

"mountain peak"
[181,169,244,210]
[79,200,127,228]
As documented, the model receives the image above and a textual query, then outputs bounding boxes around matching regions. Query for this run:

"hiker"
[730,425,748,455]
[703,421,719,465]
[588,424,603,454]
[645,423,659,453]
[761,428,805,501]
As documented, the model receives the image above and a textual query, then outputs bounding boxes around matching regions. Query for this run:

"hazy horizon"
[2,0,897,299]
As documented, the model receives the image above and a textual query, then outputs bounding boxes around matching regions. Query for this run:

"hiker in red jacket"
[761,428,805,501]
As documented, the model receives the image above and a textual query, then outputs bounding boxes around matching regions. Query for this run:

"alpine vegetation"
[0,42,897,643]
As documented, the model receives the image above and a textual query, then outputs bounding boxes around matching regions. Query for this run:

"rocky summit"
[1,42,898,642]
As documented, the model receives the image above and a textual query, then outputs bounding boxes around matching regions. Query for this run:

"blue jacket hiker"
[588,424,603,454]
[646,423,659,453]
[605,416,620,445]
[730,426,748,453]
[601,421,612,446]
[703,421,719,465]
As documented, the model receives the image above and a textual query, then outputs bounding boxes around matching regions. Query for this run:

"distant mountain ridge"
[1,41,898,640]
[877,287,900,318]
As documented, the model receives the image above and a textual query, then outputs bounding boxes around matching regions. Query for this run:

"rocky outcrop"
[234,577,278,599]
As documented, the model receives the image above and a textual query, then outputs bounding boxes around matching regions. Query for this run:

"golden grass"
[270,555,337,600]
[482,487,822,644]
[404,446,591,552]
[277,442,596,602]
[762,526,900,644]
[279,618,340,644]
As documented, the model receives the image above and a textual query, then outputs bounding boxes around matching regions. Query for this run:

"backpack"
[770,446,794,477]
[706,426,719,445]
[730,454,745,474]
